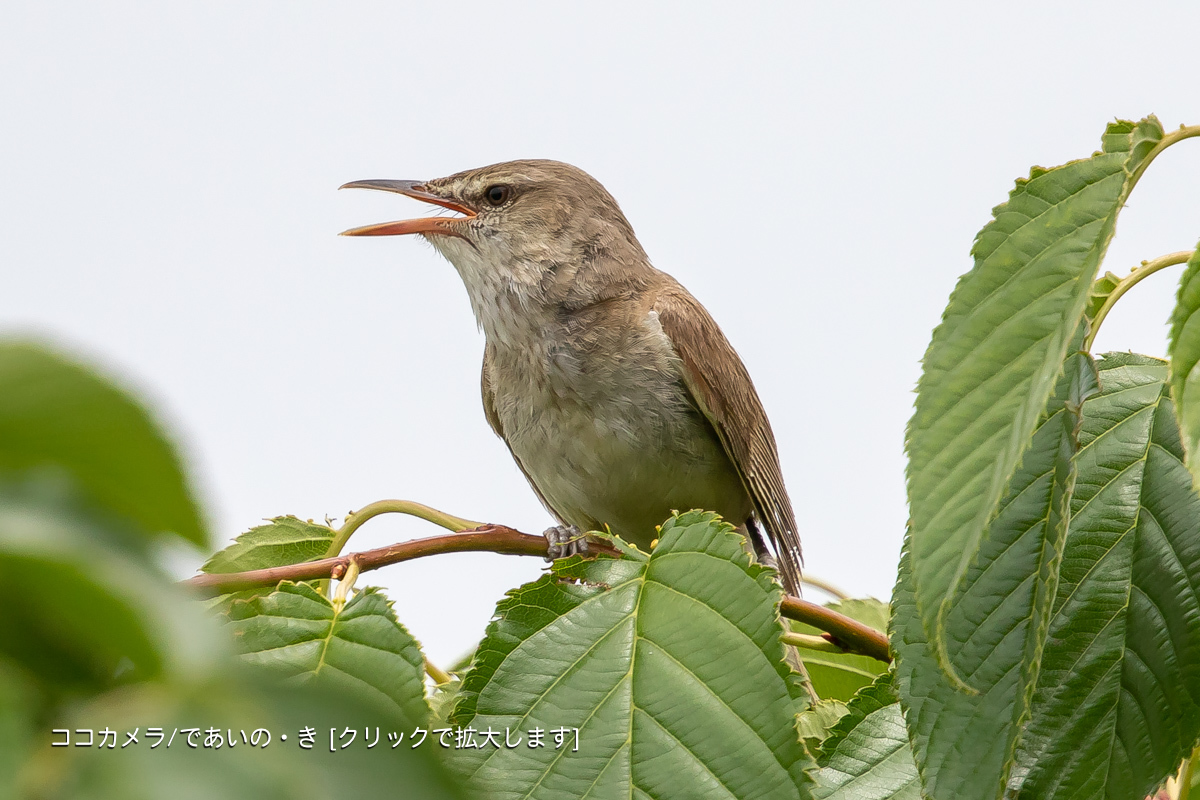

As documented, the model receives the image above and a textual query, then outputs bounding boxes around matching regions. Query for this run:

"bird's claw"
[544,525,588,561]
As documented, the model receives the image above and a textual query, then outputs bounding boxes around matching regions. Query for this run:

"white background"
[3,2,1198,665]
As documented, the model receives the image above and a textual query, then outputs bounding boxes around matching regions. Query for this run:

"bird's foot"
[544,525,588,561]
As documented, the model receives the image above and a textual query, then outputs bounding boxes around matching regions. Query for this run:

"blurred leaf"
[202,586,279,617]
[202,516,336,574]
[0,660,37,797]
[791,598,889,701]
[0,483,225,691]
[0,341,206,547]
[1014,353,1200,799]
[905,118,1162,676]
[812,675,919,800]
[31,670,465,800]
[1168,243,1200,484]
[448,511,815,799]
[892,348,1095,800]
[227,583,430,729]
[429,678,463,728]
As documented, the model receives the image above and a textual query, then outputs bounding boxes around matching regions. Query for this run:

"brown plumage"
[341,160,802,594]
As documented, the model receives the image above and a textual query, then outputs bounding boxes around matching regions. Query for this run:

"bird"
[340,160,803,595]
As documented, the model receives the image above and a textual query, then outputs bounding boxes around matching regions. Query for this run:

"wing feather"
[651,285,803,594]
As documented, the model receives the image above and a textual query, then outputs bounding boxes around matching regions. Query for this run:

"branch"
[185,526,892,664]
[779,595,892,664]
[185,525,619,592]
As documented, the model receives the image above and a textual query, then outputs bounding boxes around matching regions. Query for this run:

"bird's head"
[341,160,651,341]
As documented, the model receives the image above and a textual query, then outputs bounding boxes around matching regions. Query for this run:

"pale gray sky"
[3,2,1198,664]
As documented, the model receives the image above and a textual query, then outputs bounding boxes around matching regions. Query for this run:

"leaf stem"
[781,632,846,653]
[1084,250,1195,351]
[1177,743,1200,800]
[1126,123,1200,196]
[332,558,360,610]
[801,574,850,600]
[327,499,482,557]
[424,658,453,686]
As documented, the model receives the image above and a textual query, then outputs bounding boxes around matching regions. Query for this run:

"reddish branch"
[780,596,891,663]
[184,525,892,663]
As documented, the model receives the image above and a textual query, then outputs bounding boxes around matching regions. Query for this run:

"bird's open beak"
[338,179,476,237]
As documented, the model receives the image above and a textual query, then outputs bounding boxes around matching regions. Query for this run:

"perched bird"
[340,160,803,595]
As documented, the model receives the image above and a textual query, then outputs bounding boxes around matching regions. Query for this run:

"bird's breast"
[486,315,749,545]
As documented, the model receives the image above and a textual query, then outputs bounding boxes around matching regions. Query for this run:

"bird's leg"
[745,518,779,572]
[543,524,588,560]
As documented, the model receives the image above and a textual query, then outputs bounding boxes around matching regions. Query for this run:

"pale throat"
[427,232,558,349]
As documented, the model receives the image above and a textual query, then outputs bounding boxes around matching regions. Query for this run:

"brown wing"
[480,350,568,527]
[652,285,803,595]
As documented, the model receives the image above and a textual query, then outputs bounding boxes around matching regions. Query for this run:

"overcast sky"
[3,2,1199,665]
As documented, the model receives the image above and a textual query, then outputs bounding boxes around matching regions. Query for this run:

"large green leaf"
[1168,244,1200,485]
[226,582,431,728]
[1014,354,1200,799]
[790,598,889,702]
[451,554,629,728]
[892,349,1095,799]
[812,675,919,800]
[905,118,1162,673]
[0,341,206,546]
[449,511,814,799]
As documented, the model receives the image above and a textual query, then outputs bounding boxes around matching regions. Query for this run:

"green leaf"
[226,582,431,728]
[1168,243,1200,485]
[892,348,1095,800]
[202,516,336,573]
[791,598,889,702]
[0,482,226,691]
[812,675,919,800]
[0,340,206,547]
[798,700,850,748]
[449,511,815,799]
[905,118,1162,674]
[451,553,623,727]
[1014,353,1200,799]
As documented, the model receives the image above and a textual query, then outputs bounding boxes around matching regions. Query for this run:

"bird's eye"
[485,185,510,206]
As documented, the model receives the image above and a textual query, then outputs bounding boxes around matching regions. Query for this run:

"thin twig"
[185,525,614,592]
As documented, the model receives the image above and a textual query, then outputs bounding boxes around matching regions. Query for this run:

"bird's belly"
[498,381,751,549]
